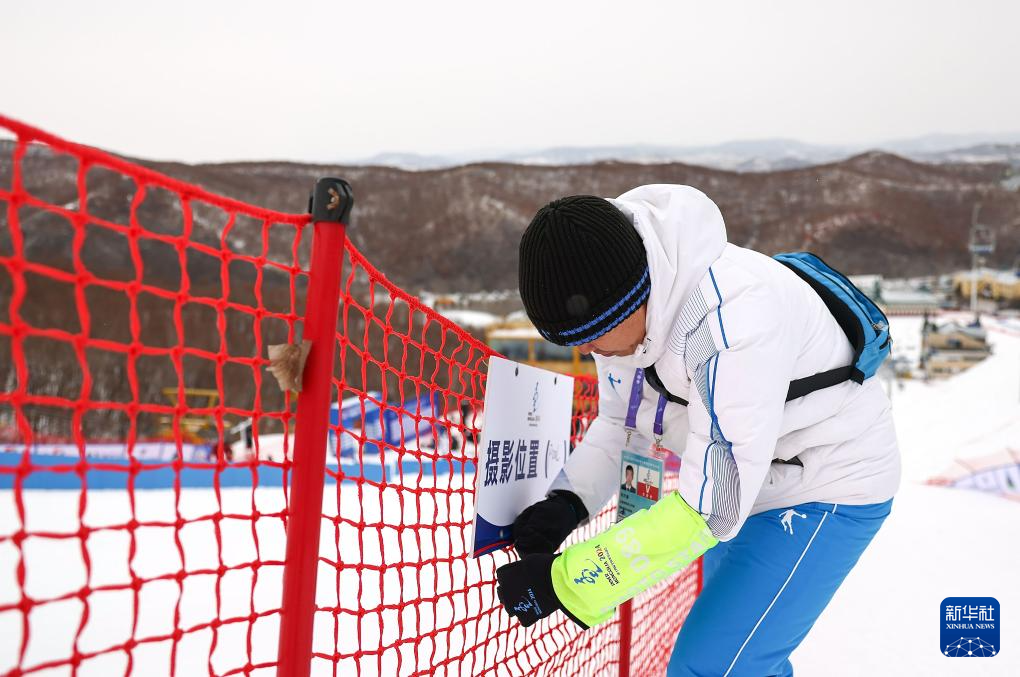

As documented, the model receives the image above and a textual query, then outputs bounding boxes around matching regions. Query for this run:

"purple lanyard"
[625,368,668,444]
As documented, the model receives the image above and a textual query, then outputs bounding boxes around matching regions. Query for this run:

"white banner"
[471,356,574,557]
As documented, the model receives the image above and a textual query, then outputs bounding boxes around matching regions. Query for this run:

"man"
[496,185,900,676]
[621,464,636,493]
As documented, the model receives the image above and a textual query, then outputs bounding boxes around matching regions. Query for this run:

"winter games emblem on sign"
[471,357,574,557]
[940,597,999,657]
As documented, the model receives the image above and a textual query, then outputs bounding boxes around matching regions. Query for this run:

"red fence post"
[277,178,354,677]
[618,599,633,677]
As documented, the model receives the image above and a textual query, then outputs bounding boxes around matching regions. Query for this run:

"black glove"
[496,553,588,629]
[512,490,589,556]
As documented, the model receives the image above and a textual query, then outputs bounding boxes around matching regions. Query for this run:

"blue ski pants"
[666,499,893,676]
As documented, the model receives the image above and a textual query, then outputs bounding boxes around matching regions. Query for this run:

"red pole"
[618,599,633,677]
[277,179,353,677]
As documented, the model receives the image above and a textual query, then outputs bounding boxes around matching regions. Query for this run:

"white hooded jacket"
[549,184,900,541]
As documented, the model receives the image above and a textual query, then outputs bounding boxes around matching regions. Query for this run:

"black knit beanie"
[519,195,649,346]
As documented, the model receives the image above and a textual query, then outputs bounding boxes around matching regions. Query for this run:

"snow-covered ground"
[791,315,1020,675]
[0,487,291,675]
[0,476,485,677]
[891,315,1020,484]
[791,483,1020,675]
[1,313,1018,675]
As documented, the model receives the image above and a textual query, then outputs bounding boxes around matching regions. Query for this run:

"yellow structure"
[156,388,221,443]
[953,269,1020,303]
[924,330,988,353]
[921,323,991,378]
[485,319,596,377]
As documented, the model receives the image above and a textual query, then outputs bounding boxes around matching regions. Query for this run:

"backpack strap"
[775,257,867,391]
[643,364,688,407]
[785,366,855,401]
[646,361,857,406]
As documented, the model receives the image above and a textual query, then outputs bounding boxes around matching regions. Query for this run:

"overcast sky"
[3,0,1018,163]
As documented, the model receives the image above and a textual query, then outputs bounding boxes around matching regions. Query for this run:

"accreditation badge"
[616,442,665,522]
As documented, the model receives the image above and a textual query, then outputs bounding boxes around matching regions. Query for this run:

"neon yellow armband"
[549,491,717,628]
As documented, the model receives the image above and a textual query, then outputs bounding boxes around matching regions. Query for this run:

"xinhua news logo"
[941,597,999,657]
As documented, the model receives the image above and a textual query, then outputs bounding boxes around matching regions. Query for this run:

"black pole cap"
[309,178,354,223]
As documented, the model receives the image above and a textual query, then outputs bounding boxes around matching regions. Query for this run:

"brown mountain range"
[5,141,1018,294]
[163,150,1020,291]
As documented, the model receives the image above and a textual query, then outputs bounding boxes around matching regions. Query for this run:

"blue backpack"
[774,252,892,400]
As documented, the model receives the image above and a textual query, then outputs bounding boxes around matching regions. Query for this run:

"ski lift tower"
[968,203,995,315]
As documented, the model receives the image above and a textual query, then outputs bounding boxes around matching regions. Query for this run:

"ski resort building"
[922,320,992,377]
[953,267,1020,305]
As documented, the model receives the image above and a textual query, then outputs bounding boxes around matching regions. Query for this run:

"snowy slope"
[791,317,1020,675]
[790,484,1020,676]
[889,315,1020,483]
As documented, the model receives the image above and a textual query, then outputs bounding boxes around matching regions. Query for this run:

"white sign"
[471,356,574,557]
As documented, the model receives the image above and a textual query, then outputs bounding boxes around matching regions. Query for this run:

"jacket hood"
[606,184,728,368]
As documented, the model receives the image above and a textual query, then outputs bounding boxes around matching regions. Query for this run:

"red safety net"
[0,115,700,677]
